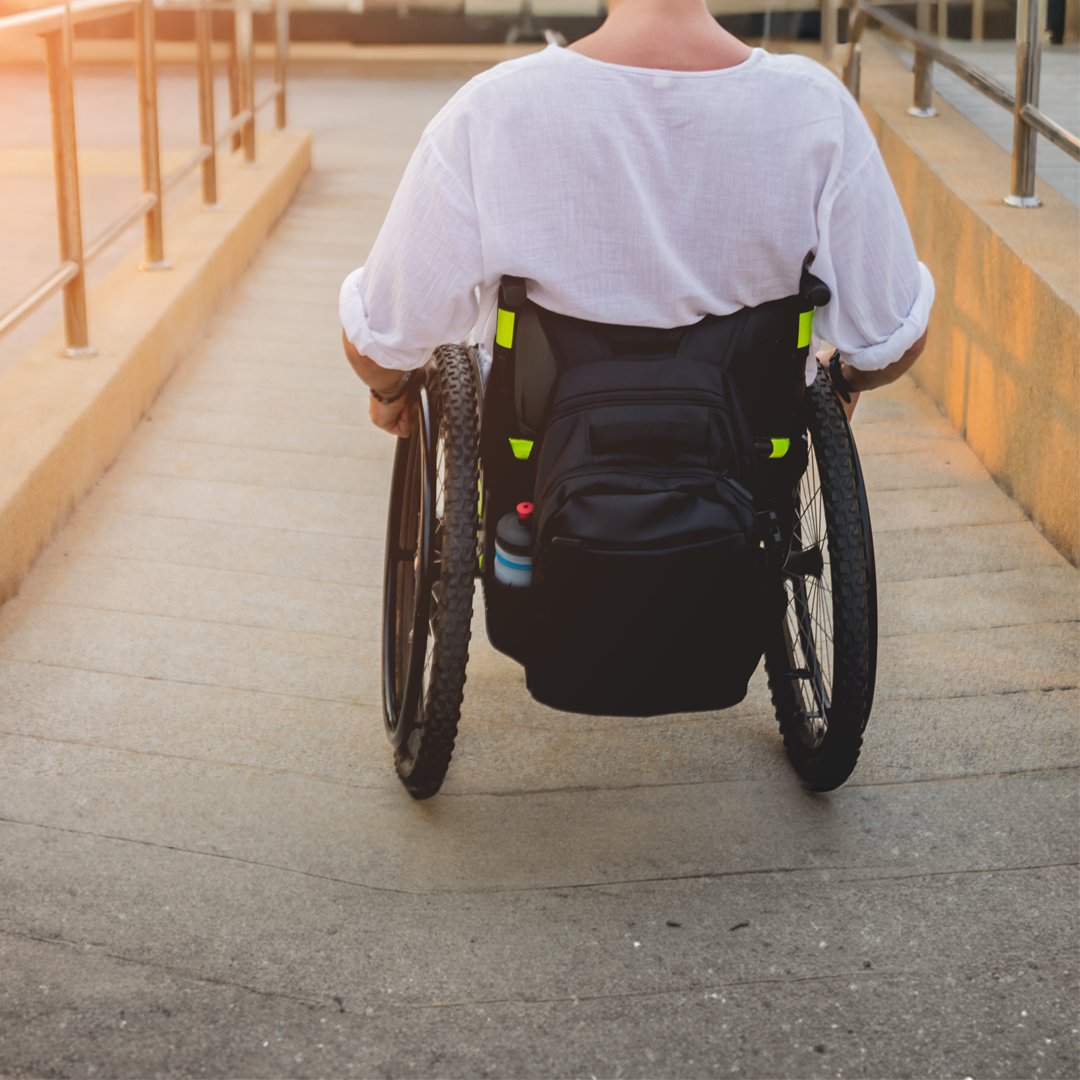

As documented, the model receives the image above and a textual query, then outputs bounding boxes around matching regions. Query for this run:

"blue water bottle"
[494,502,534,587]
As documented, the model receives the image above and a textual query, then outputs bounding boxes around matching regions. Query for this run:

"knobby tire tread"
[765,366,873,791]
[395,345,479,799]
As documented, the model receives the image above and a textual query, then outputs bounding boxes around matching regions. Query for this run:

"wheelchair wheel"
[764,364,878,791]
[382,344,480,799]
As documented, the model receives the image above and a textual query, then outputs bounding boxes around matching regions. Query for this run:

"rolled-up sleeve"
[810,105,935,371]
[339,108,484,371]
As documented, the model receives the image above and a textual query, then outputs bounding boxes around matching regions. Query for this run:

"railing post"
[274,0,288,131]
[1006,0,1042,206]
[195,0,219,209]
[845,42,862,100]
[236,0,256,163]
[43,7,93,357]
[822,0,838,63]
[843,5,867,99]
[134,0,168,268]
[971,0,984,40]
[228,12,241,152]
[937,0,948,37]
[908,0,938,116]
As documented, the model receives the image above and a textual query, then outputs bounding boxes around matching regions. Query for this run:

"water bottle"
[494,502,534,587]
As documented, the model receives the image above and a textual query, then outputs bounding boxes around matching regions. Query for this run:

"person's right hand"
[817,347,860,421]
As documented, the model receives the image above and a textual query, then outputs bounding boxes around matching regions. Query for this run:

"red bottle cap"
[516,501,534,522]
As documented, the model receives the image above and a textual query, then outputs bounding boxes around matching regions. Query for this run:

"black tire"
[381,344,480,799]
[764,364,878,791]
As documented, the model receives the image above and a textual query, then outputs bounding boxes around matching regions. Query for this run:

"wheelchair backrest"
[478,275,831,716]
[493,274,824,449]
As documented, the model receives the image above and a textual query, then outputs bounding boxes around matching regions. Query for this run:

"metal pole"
[134,0,168,268]
[845,41,862,101]
[972,0,984,40]
[274,0,288,130]
[195,0,219,208]
[908,0,938,116]
[1006,0,1042,206]
[43,10,93,357]
[236,0,255,163]
[822,0,838,63]
[228,12,241,152]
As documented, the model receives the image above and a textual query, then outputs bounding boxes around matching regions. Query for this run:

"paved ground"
[1,67,1078,1080]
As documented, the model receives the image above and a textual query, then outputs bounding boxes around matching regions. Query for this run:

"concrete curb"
[0,129,311,605]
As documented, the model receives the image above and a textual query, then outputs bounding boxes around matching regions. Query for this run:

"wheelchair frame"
[381,333,878,800]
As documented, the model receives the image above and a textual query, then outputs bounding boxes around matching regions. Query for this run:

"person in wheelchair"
[339,0,934,799]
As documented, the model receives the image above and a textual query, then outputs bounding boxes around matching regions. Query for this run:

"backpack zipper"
[546,388,729,427]
[536,463,753,523]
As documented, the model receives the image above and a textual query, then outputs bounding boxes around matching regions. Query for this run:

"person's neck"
[567,0,752,72]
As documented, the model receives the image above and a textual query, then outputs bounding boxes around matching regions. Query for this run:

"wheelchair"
[381,275,878,800]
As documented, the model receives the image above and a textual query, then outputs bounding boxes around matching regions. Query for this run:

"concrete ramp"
[0,72,1077,1078]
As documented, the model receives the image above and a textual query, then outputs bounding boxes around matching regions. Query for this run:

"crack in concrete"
[0,815,421,895]
[0,814,1074,900]
[31,598,382,645]
[872,686,1078,705]
[0,926,324,1007]
[0,728,1073,800]
[61,505,385,544]
[0,727,380,787]
[391,967,919,1011]
[0,657,377,709]
[2,657,1071,721]
[880,619,1080,639]
[0,922,923,1017]
[435,764,1080,799]
[33,548,384,592]
[138,432,385,463]
[835,861,1079,885]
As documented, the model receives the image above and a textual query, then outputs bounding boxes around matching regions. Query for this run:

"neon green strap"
[798,310,813,349]
[770,438,790,459]
[508,438,533,461]
[496,308,516,349]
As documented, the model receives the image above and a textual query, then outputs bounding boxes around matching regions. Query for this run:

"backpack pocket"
[525,358,770,715]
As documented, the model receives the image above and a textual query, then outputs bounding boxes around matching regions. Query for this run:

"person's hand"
[342,329,424,437]
[368,382,419,438]
[817,330,929,423]
[817,346,860,421]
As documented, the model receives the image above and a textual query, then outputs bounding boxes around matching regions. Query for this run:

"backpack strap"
[492,275,527,368]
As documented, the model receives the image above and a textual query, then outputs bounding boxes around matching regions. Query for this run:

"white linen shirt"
[339,45,934,375]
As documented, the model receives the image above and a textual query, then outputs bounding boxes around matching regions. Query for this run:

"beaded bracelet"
[370,369,415,406]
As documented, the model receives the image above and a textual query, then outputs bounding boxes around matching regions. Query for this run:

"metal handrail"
[216,108,253,148]
[0,262,79,340]
[1020,103,1080,160]
[0,0,290,354]
[161,144,212,194]
[84,192,158,263]
[0,0,134,36]
[855,3,1016,108]
[843,0,1080,208]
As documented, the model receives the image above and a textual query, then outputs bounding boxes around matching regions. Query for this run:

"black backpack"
[480,278,816,716]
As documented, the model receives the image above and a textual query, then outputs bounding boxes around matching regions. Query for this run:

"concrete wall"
[852,34,1079,564]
